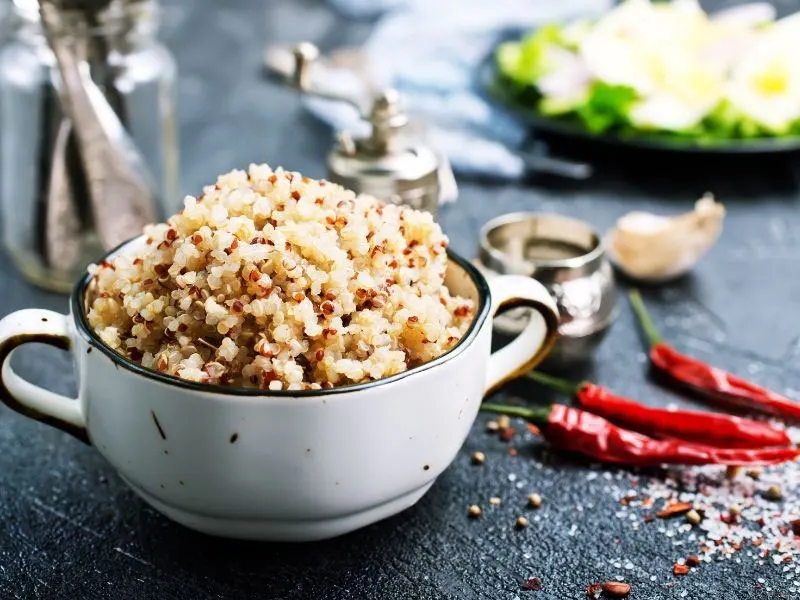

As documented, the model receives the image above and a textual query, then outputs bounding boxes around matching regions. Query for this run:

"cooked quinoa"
[86,164,474,390]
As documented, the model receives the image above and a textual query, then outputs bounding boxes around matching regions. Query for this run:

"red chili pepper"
[629,290,800,421]
[480,403,800,466]
[527,371,792,449]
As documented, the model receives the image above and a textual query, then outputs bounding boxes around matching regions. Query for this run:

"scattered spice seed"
[516,516,529,529]
[725,465,742,480]
[498,415,510,429]
[685,509,702,525]
[528,493,543,508]
[728,504,742,518]
[489,496,502,506]
[672,563,689,576]
[520,577,542,591]
[601,581,631,598]
[471,451,485,465]
[498,427,516,442]
[467,505,482,519]
[657,502,692,519]
[485,420,500,432]
[746,467,762,480]
[764,485,783,501]
[685,555,701,567]
[791,519,800,536]
[508,448,518,456]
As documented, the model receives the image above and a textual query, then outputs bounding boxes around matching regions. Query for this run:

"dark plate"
[478,29,800,155]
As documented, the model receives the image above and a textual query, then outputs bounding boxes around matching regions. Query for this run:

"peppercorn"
[515,516,528,529]
[528,493,543,508]
[471,451,485,466]
[467,505,481,519]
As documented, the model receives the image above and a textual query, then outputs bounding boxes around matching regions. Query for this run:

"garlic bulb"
[606,194,725,282]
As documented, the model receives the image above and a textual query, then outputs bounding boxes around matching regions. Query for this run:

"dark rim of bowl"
[71,239,492,397]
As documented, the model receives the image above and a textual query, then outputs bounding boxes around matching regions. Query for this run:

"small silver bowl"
[476,212,617,371]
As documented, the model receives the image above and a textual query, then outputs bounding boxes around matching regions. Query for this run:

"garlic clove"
[606,193,725,283]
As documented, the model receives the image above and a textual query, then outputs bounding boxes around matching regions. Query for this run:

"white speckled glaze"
[0,239,558,541]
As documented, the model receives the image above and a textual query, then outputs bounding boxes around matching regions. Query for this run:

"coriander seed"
[765,485,783,501]
[528,493,542,508]
[725,465,742,480]
[467,505,482,519]
[516,516,529,529]
[746,468,762,480]
[471,451,485,465]
[685,509,702,525]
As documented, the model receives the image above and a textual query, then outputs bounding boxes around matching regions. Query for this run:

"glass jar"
[0,0,178,292]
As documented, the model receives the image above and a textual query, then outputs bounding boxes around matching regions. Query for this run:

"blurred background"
[2,1,800,597]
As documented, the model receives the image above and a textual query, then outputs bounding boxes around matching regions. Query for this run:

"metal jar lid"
[476,212,618,370]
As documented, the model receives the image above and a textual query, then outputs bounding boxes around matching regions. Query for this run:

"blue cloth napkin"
[305,0,611,181]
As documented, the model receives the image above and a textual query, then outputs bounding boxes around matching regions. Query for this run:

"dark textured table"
[3,1,800,598]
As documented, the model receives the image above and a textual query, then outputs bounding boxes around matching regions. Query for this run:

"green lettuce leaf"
[539,94,588,116]
[496,24,563,84]
[574,82,638,134]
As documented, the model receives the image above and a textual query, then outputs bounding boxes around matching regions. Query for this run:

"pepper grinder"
[275,42,456,216]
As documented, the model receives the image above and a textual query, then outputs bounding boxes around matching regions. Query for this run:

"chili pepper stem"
[628,289,663,348]
[525,371,581,396]
[480,403,551,425]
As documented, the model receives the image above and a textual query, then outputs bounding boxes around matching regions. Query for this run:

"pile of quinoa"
[86,164,473,390]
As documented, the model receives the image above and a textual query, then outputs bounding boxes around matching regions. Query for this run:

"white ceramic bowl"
[0,237,559,541]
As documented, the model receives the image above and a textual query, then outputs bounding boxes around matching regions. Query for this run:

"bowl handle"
[484,276,559,395]
[0,309,88,444]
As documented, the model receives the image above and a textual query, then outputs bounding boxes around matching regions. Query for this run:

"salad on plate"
[495,0,800,144]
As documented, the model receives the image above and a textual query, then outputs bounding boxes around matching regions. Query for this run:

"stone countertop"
[1,1,800,598]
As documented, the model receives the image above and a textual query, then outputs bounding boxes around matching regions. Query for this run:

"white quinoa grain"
[86,165,473,389]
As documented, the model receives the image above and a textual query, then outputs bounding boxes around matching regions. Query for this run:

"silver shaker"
[269,42,456,216]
